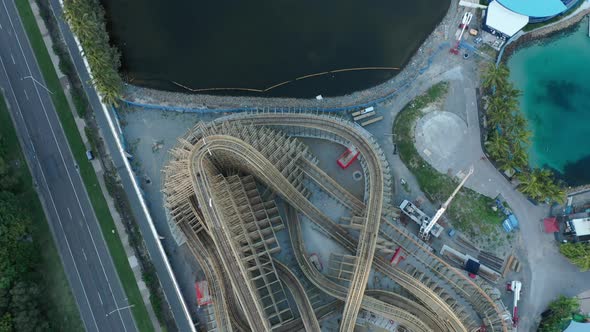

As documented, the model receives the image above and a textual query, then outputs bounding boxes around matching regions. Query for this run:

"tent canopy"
[564,321,590,332]
[544,217,559,233]
[486,1,529,37]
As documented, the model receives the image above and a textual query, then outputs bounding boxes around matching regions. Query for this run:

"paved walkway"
[364,61,590,330]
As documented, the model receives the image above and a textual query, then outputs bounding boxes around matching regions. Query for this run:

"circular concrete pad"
[414,110,468,174]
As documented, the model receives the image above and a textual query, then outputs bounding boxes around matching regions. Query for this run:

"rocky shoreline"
[123,0,460,111]
[503,5,590,60]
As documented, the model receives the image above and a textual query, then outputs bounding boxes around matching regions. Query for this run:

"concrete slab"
[415,110,468,175]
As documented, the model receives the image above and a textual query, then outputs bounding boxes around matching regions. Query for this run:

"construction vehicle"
[451,12,473,54]
[400,200,444,238]
[419,166,474,240]
[506,280,522,327]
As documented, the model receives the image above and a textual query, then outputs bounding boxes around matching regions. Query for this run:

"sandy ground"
[119,107,217,324]
[299,138,365,200]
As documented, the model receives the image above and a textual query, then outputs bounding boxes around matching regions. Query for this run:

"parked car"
[86,150,94,160]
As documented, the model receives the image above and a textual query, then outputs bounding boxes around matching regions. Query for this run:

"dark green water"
[100,0,449,97]
[508,23,590,186]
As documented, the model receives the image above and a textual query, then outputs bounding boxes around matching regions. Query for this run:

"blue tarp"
[502,214,520,232]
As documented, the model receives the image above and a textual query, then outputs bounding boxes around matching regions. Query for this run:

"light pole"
[22,75,53,94]
[106,304,135,317]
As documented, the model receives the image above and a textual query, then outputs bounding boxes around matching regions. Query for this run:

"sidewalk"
[29,1,162,330]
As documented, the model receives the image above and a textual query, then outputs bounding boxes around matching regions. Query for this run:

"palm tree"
[482,64,509,90]
[509,144,529,169]
[498,82,521,100]
[486,96,511,128]
[518,168,565,203]
[485,133,510,159]
[517,170,544,200]
[64,0,123,105]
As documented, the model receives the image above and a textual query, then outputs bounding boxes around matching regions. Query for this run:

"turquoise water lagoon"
[507,23,590,186]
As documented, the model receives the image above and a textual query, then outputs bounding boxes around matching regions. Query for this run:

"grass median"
[393,82,503,236]
[14,1,154,330]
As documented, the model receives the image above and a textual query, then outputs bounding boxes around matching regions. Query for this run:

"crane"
[419,165,474,240]
[451,12,474,54]
[506,280,522,327]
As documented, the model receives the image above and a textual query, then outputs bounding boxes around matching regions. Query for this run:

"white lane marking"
[23,88,28,100]
[67,207,72,219]
[0,54,100,332]
[82,248,87,261]
[98,292,103,305]
[10,53,15,64]
[1,2,129,330]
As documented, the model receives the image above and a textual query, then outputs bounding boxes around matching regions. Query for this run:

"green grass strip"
[13,1,154,330]
[393,82,503,235]
[1,94,84,331]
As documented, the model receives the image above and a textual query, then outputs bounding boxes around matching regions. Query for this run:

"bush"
[560,242,590,271]
[539,296,580,331]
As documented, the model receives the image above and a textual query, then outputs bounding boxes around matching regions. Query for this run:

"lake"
[508,22,590,186]
[100,0,449,98]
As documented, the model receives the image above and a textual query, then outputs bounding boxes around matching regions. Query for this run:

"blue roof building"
[496,0,567,18]
[484,0,581,37]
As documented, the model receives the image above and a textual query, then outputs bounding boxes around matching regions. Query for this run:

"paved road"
[366,58,590,331]
[0,0,137,331]
[45,0,196,330]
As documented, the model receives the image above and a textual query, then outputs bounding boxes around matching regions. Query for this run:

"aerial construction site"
[162,111,513,332]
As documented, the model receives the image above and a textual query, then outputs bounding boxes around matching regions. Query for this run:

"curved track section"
[286,205,444,332]
[273,260,322,331]
[163,113,510,332]
[188,114,385,331]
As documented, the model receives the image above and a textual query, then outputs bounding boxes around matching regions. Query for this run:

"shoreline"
[123,0,460,111]
[502,5,590,189]
[503,4,590,61]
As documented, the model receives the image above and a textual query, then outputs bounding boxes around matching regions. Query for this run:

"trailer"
[353,111,376,122]
[195,280,212,306]
[352,106,375,117]
[360,116,384,127]
[337,145,360,169]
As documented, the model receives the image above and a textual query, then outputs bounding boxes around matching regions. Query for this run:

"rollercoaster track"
[187,115,464,331]
[196,145,280,330]
[200,233,252,332]
[275,301,343,332]
[301,154,510,332]
[285,205,446,332]
[188,114,385,331]
[365,290,441,331]
[272,260,322,332]
[166,113,509,331]
[220,113,384,331]
[179,223,234,332]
